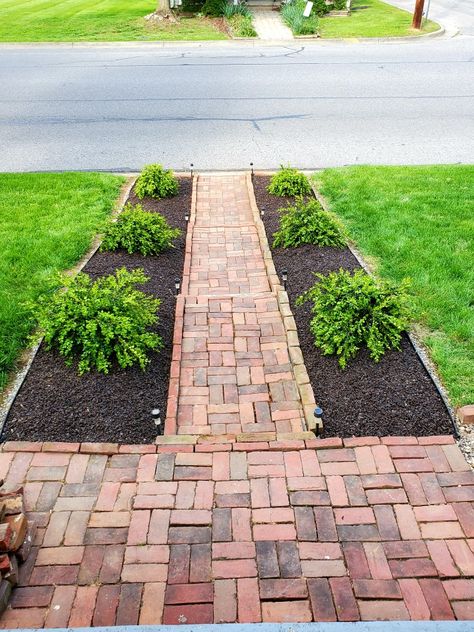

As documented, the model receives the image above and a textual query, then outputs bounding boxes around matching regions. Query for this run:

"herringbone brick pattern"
[0,437,473,627]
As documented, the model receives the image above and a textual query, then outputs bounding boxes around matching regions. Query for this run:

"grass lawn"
[318,0,439,38]
[0,0,226,42]
[0,173,123,392]
[314,165,474,408]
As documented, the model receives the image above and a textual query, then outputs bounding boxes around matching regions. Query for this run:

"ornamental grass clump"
[273,198,346,248]
[268,166,312,197]
[297,269,410,368]
[101,203,180,256]
[34,267,162,375]
[135,164,179,200]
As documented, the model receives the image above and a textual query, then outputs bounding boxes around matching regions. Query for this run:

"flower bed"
[253,175,452,437]
[2,178,191,444]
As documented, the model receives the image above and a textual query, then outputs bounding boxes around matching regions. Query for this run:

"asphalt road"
[0,37,473,172]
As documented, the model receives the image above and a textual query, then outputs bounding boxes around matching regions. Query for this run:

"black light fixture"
[313,407,323,437]
[260,205,265,218]
[250,162,254,177]
[185,211,189,223]
[190,163,194,178]
[281,268,288,290]
[152,408,162,432]
[175,278,181,296]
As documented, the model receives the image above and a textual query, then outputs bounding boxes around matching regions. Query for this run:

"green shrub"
[34,267,162,375]
[281,0,319,34]
[224,2,251,18]
[297,269,410,368]
[202,0,227,16]
[101,203,180,256]
[273,198,346,248]
[227,13,256,36]
[268,166,312,197]
[135,164,179,200]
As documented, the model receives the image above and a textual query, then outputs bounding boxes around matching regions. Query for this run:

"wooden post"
[412,0,425,29]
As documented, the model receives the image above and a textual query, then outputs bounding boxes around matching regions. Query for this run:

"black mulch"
[253,175,452,438]
[2,178,192,444]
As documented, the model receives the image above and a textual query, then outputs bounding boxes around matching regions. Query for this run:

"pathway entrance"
[173,175,307,437]
[252,8,294,40]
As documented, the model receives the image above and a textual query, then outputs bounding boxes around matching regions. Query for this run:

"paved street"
[0,38,473,171]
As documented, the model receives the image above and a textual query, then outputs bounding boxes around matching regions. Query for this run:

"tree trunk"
[156,0,171,12]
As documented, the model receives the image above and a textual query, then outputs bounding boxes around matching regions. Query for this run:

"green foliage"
[268,166,312,197]
[101,203,180,256]
[34,268,162,375]
[202,0,227,16]
[281,0,319,35]
[224,2,251,18]
[227,13,256,36]
[135,164,179,200]
[297,268,410,368]
[273,198,346,248]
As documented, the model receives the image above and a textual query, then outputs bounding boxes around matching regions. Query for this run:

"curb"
[0,26,447,48]
[0,175,137,436]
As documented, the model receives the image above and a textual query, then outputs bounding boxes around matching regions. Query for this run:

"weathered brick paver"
[1,436,474,627]
[1,174,473,627]
[172,175,307,436]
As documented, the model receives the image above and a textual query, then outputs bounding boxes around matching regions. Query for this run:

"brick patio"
[0,174,473,627]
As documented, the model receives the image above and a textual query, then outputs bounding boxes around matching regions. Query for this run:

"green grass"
[0,172,123,392]
[314,165,474,407]
[319,0,439,38]
[0,0,226,42]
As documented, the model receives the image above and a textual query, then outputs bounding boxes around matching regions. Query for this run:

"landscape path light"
[175,278,181,296]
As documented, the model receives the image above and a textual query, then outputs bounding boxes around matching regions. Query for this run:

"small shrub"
[273,198,346,248]
[268,166,312,197]
[34,267,162,375]
[224,2,251,18]
[281,0,318,35]
[202,0,227,16]
[101,203,180,256]
[297,269,410,368]
[135,164,179,200]
[227,13,256,36]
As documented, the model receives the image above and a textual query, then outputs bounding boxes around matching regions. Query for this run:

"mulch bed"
[253,175,452,437]
[2,178,191,444]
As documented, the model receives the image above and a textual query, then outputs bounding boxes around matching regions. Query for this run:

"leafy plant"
[227,13,256,36]
[101,203,180,255]
[224,2,251,17]
[273,198,346,248]
[281,0,319,34]
[34,267,162,375]
[202,0,228,16]
[297,268,410,368]
[135,164,179,200]
[268,166,312,197]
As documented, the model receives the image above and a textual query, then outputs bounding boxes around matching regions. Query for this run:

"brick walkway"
[1,174,473,627]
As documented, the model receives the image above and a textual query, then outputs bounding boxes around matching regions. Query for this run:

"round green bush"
[35,267,162,375]
[135,164,179,200]
[267,166,312,197]
[273,198,346,248]
[297,269,410,368]
[101,203,181,256]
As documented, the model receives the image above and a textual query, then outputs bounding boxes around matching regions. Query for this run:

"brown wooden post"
[412,0,425,29]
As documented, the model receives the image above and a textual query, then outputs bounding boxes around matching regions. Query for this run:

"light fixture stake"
[281,268,288,290]
[190,163,194,178]
[250,162,254,177]
[175,278,181,296]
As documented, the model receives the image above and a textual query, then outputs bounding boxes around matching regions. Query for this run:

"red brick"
[343,475,367,506]
[92,585,120,626]
[306,438,343,449]
[424,445,451,472]
[81,442,118,455]
[389,558,438,578]
[442,444,470,471]
[213,558,257,578]
[443,486,474,502]
[342,542,371,579]
[372,444,395,473]
[148,509,171,545]
[0,607,46,628]
[237,577,261,622]
[278,541,302,578]
[43,511,70,547]
[213,542,256,559]
[139,582,165,624]
[446,539,474,575]
[256,540,279,578]
[116,583,142,626]
[294,506,317,541]
[122,563,167,583]
[44,586,76,628]
[363,542,391,579]
[78,545,104,585]
[69,585,98,627]
[353,579,401,599]
[400,473,428,505]
[367,488,407,504]
[168,544,190,584]
[64,510,89,546]
[315,507,338,542]
[344,437,380,447]
[426,540,459,577]
[214,579,237,623]
[419,578,455,620]
[165,583,213,604]
[290,491,330,506]
[36,545,84,566]
[421,521,464,539]
[359,600,409,621]
[300,450,321,476]
[318,448,355,463]
[100,544,125,584]
[259,578,307,600]
[394,504,421,540]
[361,474,402,489]
[95,482,120,511]
[398,578,430,620]
[307,578,336,621]
[326,476,349,506]
[443,579,474,600]
[334,507,375,525]
[330,576,359,621]
[163,603,213,624]
[395,458,433,473]
[337,524,380,542]
[262,600,312,622]
[389,445,426,459]
[190,543,212,582]
[29,564,79,586]
[414,504,457,522]
[453,502,474,537]
[374,505,400,541]
[232,507,252,541]
[419,472,445,504]
[382,437,418,445]
[453,601,474,620]
[321,462,359,476]
[11,586,54,609]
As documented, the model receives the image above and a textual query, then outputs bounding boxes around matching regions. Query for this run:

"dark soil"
[253,175,452,438]
[3,178,191,444]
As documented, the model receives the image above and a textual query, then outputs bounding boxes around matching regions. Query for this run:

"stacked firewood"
[0,486,36,614]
